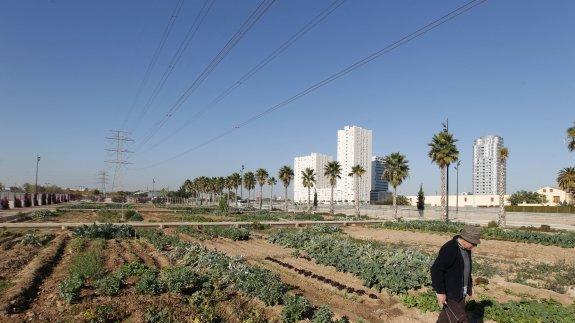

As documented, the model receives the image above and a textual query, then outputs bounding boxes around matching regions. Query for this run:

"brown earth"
[175,230,437,322]
[0,242,41,282]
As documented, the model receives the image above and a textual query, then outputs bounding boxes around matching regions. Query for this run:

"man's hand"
[436,293,447,307]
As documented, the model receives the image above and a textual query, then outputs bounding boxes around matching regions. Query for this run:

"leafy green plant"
[30,209,59,219]
[144,307,173,323]
[95,274,122,296]
[160,266,201,293]
[282,294,312,323]
[312,306,335,323]
[124,210,143,221]
[59,274,83,303]
[467,298,575,322]
[135,269,164,295]
[20,233,54,246]
[178,226,250,241]
[400,290,440,313]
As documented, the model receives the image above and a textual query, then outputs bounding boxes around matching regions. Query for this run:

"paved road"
[0,219,386,229]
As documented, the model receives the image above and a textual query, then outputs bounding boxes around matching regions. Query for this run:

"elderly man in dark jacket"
[431,225,481,323]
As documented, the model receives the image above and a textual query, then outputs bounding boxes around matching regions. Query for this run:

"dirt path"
[126,240,157,268]
[139,240,171,268]
[344,227,575,264]
[104,239,126,272]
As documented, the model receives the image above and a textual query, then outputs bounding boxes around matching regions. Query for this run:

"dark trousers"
[437,298,468,323]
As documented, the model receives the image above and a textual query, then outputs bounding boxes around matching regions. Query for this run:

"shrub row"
[73,223,135,239]
[59,240,105,303]
[268,226,432,294]
[177,226,250,241]
[381,220,575,248]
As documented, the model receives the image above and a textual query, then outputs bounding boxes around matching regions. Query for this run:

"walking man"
[431,225,481,323]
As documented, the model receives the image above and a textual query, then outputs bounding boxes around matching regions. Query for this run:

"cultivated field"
[1,204,574,322]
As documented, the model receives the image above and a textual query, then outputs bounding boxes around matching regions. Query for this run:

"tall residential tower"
[336,126,373,203]
[472,135,505,195]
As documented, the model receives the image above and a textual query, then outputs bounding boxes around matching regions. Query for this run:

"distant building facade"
[473,135,505,195]
[370,156,389,202]
[293,153,332,203]
[536,186,573,206]
[405,193,510,207]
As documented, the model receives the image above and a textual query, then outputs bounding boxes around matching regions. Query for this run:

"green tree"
[267,177,277,211]
[225,176,236,211]
[302,168,316,212]
[243,172,256,208]
[428,131,459,221]
[324,161,342,216]
[348,165,366,218]
[255,168,269,210]
[382,153,410,219]
[557,167,575,200]
[278,166,294,211]
[567,121,575,152]
[508,191,547,206]
[417,184,425,211]
[498,147,509,226]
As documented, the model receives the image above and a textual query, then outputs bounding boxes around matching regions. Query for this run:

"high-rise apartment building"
[370,156,389,201]
[293,153,332,203]
[472,135,505,195]
[336,126,372,203]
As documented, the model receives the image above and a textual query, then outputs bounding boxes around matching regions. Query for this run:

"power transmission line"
[131,0,216,133]
[137,0,488,170]
[122,0,185,129]
[106,130,134,191]
[140,0,347,153]
[134,0,277,152]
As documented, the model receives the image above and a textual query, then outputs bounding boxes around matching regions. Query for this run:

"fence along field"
[1,206,575,321]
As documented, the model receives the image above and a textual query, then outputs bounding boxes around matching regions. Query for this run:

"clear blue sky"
[1,0,573,196]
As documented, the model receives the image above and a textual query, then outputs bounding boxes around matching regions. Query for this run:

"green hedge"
[505,205,575,213]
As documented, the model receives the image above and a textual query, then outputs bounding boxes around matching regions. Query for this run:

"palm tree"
[278,166,294,211]
[243,172,256,208]
[348,165,366,218]
[255,168,269,210]
[229,172,242,206]
[382,153,410,219]
[567,122,575,152]
[428,131,459,221]
[225,176,235,208]
[497,147,509,226]
[557,167,575,201]
[324,161,342,216]
[267,177,277,211]
[301,168,316,212]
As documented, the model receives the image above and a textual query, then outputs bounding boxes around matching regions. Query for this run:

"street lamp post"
[455,161,461,216]
[239,165,244,207]
[34,155,41,194]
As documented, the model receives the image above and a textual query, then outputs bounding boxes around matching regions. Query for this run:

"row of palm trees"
[180,167,296,211]
[299,162,367,217]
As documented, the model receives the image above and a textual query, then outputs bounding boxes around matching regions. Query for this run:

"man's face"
[459,238,476,251]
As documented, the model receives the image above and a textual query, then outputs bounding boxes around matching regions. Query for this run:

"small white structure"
[405,193,510,207]
[536,186,573,205]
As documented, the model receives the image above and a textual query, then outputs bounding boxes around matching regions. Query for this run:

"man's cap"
[460,225,482,245]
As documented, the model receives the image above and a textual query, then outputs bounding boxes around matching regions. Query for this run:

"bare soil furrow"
[0,233,69,315]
